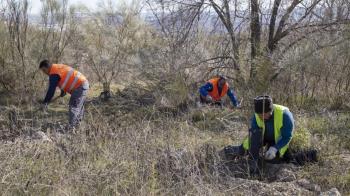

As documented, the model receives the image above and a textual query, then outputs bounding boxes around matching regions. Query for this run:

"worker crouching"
[199,76,240,108]
[224,95,318,175]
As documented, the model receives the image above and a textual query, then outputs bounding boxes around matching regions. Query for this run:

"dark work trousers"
[248,128,263,161]
[246,128,316,165]
[224,128,318,167]
[247,128,291,163]
[69,82,89,127]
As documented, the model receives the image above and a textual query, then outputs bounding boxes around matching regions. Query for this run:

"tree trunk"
[267,0,281,53]
[250,0,261,78]
[100,81,111,101]
[209,0,240,69]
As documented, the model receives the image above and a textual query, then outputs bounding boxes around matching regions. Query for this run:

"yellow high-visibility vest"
[242,104,291,157]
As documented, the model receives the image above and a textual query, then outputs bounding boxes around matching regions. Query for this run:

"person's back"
[48,64,88,93]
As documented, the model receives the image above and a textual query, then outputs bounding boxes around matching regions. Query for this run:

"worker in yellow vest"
[39,60,89,129]
[223,96,317,174]
[243,96,293,160]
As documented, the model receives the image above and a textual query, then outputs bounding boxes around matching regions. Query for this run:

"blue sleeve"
[250,115,259,130]
[274,110,294,150]
[43,75,60,104]
[227,87,239,107]
[199,83,213,97]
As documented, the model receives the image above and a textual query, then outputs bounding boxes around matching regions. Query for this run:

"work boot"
[224,145,245,160]
[291,149,318,166]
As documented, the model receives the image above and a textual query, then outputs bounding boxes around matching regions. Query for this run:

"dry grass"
[0,83,349,195]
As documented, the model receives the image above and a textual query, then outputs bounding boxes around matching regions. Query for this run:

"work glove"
[264,146,278,160]
[206,95,213,102]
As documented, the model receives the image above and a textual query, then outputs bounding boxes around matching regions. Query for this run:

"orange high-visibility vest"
[49,64,87,94]
[207,78,229,101]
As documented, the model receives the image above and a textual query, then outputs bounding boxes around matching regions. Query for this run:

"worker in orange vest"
[39,60,89,129]
[199,76,240,107]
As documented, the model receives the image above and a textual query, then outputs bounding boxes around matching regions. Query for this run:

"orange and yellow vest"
[49,64,87,94]
[207,78,229,101]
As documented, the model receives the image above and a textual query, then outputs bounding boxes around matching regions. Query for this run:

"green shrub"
[191,109,227,132]
[163,77,189,106]
[306,117,329,134]
[290,125,311,150]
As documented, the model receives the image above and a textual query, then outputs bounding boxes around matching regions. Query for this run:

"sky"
[29,0,106,14]
[29,0,132,14]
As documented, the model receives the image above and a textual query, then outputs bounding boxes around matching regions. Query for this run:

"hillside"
[1,0,350,195]
[0,83,349,195]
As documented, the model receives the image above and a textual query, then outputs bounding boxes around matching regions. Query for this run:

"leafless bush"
[84,2,147,98]
[0,0,79,103]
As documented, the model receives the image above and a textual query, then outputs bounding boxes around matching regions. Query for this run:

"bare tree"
[0,0,79,101]
[146,0,249,83]
[146,0,204,74]
[85,3,143,99]
[208,0,242,69]
[5,0,29,93]
[162,0,349,82]
[250,0,261,78]
[266,0,350,80]
[38,0,78,63]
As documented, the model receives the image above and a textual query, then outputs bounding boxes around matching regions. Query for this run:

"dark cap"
[254,95,273,114]
[39,59,51,69]
[218,75,226,80]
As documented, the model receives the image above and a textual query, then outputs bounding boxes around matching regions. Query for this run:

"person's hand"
[264,146,278,160]
[60,90,66,97]
[230,102,241,110]
[206,95,213,102]
[235,102,242,109]
[39,103,48,112]
[236,98,243,109]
